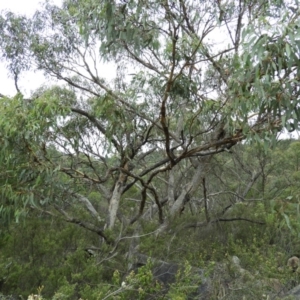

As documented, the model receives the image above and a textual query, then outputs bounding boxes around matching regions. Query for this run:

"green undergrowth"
[1,206,300,299]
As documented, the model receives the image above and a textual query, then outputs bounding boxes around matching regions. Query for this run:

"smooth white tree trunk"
[170,156,211,217]
[108,172,127,229]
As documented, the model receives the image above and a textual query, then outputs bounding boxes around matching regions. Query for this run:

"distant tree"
[0,0,299,247]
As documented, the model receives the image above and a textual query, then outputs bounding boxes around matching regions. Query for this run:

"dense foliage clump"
[0,0,300,298]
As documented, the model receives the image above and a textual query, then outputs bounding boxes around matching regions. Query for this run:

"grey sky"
[0,0,62,97]
[0,0,119,98]
[0,0,57,16]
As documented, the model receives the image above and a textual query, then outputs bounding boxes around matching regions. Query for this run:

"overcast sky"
[0,0,62,97]
[0,0,60,16]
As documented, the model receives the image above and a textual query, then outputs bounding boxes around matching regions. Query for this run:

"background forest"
[0,0,300,299]
[3,140,300,299]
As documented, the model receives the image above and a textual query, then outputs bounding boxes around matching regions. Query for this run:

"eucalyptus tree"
[0,0,299,246]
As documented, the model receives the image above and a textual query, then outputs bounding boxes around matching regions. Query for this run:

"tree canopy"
[0,0,300,245]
